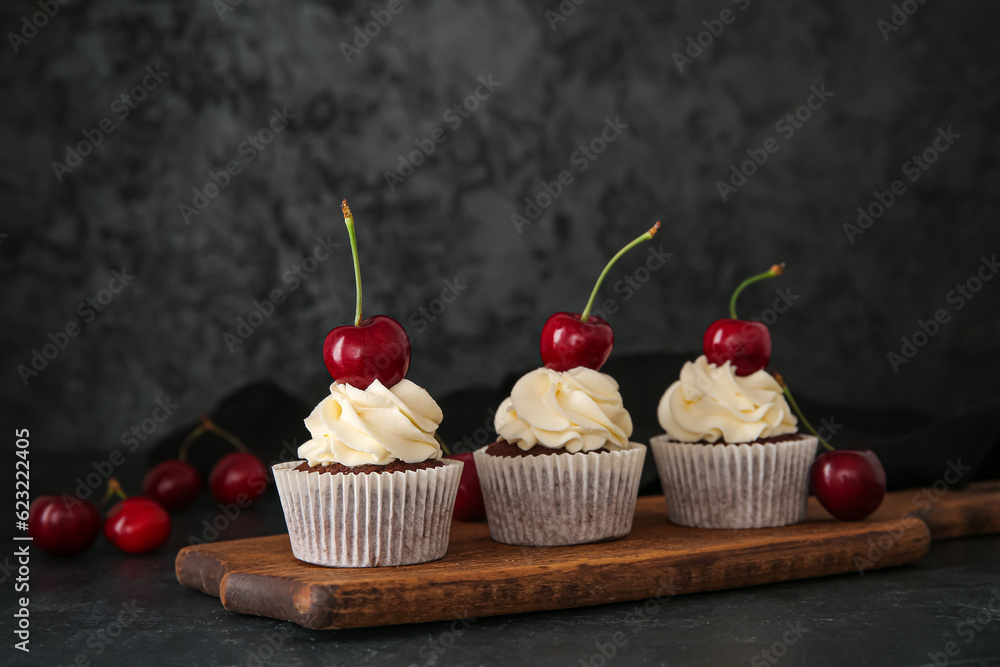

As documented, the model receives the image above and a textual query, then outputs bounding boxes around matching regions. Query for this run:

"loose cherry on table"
[143,460,201,510]
[210,452,269,504]
[102,479,171,554]
[28,495,101,556]
[540,221,660,372]
[323,200,411,389]
[703,263,784,376]
[811,450,887,521]
[197,420,269,504]
[776,374,888,520]
[445,452,485,522]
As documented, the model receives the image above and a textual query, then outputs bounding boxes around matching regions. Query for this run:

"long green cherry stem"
[580,221,661,322]
[342,199,363,326]
[729,262,785,319]
[774,373,834,452]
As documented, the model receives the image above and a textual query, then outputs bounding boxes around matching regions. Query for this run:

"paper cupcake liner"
[474,443,646,547]
[649,435,817,529]
[272,459,463,568]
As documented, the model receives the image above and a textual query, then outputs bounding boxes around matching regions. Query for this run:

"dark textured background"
[3,0,999,452]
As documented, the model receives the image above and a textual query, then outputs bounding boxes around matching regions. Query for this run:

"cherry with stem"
[176,415,271,505]
[703,263,784,376]
[540,221,661,372]
[323,199,412,388]
[775,374,887,521]
[144,414,251,511]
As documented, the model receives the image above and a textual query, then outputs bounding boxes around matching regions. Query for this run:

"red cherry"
[323,200,412,388]
[143,460,201,510]
[811,450,887,520]
[703,263,785,375]
[445,452,485,522]
[703,319,772,376]
[539,222,660,372]
[540,312,614,372]
[28,495,100,556]
[323,315,411,388]
[209,452,268,504]
[104,497,171,554]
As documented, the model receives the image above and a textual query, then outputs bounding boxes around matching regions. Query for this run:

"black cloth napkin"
[149,355,1000,494]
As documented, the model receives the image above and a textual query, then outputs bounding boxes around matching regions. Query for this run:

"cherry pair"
[29,479,169,556]
[143,415,268,510]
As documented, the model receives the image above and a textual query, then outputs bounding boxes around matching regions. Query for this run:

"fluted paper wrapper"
[650,435,817,529]
[474,443,646,547]
[272,459,463,568]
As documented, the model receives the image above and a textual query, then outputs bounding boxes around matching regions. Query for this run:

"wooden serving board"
[174,483,997,630]
[176,483,1000,630]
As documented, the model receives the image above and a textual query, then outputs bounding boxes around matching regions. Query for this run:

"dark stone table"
[6,454,1000,667]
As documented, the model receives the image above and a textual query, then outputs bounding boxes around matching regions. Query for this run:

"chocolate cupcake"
[650,355,817,529]
[475,367,646,547]
[273,379,462,567]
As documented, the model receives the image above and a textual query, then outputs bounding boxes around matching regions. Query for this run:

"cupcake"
[475,222,662,546]
[475,367,646,546]
[651,356,817,529]
[273,379,462,567]
[273,200,461,567]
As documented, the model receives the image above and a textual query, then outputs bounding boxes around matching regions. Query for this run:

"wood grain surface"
[172,481,1000,630]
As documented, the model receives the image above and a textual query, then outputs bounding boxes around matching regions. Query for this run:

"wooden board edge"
[175,545,226,597]
[840,481,1000,541]
[219,570,342,629]
[924,495,1000,540]
[294,516,933,629]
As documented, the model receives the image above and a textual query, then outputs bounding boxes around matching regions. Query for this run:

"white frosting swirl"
[494,367,633,453]
[657,355,797,443]
[298,379,443,467]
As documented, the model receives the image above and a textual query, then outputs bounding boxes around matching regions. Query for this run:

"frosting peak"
[494,367,633,453]
[657,355,797,443]
[298,379,443,467]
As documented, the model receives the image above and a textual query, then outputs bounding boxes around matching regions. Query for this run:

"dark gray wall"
[3,0,999,451]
